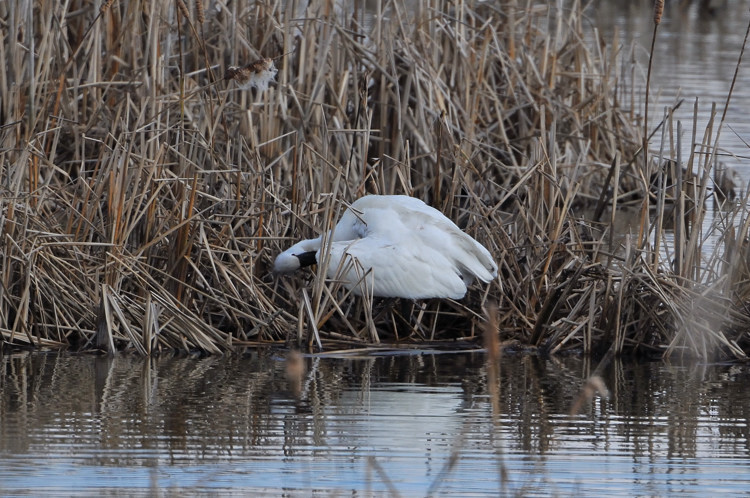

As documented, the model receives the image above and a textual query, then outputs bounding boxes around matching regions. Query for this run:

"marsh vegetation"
[1,0,749,359]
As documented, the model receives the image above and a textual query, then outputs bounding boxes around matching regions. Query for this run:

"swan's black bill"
[295,251,317,268]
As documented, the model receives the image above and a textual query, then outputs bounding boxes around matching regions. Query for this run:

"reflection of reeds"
[366,456,402,497]
[569,375,609,416]
[0,1,749,359]
[3,349,742,493]
[284,350,305,397]
[484,304,509,490]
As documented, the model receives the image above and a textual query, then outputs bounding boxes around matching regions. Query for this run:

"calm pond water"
[591,0,750,181]
[2,351,750,496]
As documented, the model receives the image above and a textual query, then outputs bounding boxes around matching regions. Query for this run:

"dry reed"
[1,0,749,360]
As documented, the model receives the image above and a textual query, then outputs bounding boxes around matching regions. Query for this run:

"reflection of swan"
[274,195,498,299]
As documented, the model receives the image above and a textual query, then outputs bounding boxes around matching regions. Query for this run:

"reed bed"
[1,0,748,359]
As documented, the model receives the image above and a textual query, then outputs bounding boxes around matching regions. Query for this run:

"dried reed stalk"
[0,0,748,360]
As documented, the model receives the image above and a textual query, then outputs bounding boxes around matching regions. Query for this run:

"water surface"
[591,0,750,180]
[2,351,750,496]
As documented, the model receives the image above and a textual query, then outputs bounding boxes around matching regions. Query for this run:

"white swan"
[274,195,498,299]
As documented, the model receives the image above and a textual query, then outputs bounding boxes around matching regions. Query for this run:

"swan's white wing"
[324,236,468,299]
[419,222,498,283]
[355,197,498,283]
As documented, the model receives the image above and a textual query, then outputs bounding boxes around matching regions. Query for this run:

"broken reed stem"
[675,121,684,277]
[641,0,663,248]
[651,106,669,272]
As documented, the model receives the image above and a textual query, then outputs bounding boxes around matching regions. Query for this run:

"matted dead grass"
[1,0,749,359]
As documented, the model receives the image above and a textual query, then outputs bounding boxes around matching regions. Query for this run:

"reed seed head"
[569,376,610,416]
[100,0,115,15]
[176,0,190,20]
[654,0,664,25]
[285,351,305,397]
[285,350,305,380]
[195,0,205,24]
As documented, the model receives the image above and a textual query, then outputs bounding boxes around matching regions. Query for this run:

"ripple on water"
[3,351,750,495]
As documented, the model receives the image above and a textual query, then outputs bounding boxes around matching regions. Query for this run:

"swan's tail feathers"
[459,253,498,284]
[449,233,498,285]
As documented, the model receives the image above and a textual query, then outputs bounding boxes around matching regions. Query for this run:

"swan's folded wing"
[328,237,468,299]
[405,214,498,284]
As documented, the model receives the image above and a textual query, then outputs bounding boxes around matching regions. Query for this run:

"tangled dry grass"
[1,0,749,359]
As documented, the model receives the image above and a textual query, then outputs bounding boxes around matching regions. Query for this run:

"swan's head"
[274,251,301,272]
[273,249,318,273]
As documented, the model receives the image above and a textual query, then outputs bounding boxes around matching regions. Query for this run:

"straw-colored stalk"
[0,0,749,360]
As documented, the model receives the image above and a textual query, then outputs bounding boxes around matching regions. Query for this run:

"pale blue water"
[592,0,750,180]
[2,351,750,496]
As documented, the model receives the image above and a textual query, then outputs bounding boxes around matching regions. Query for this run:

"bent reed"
[1,0,748,359]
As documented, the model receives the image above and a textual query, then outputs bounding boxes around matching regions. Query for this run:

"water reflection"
[2,351,750,495]
[590,0,750,179]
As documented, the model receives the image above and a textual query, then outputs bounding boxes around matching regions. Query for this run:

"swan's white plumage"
[274,195,498,299]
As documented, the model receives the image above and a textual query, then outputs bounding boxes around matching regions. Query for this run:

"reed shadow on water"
[1,350,748,495]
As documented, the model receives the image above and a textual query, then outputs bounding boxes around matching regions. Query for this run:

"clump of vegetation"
[0,0,748,360]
